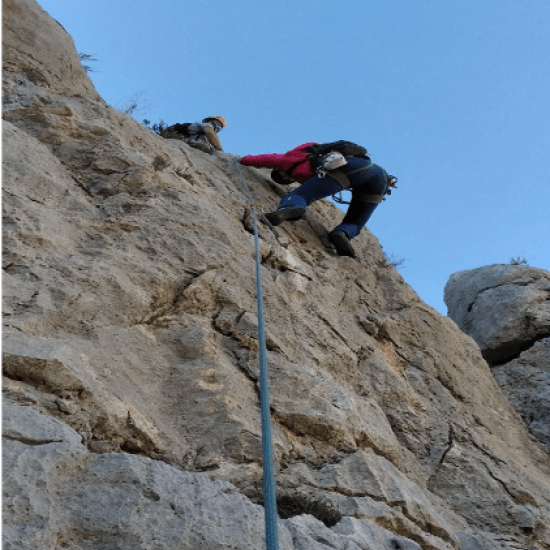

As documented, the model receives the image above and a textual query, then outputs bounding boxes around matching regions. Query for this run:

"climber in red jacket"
[240,142,394,257]
[241,142,317,184]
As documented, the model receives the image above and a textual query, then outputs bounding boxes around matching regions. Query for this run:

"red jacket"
[240,142,317,183]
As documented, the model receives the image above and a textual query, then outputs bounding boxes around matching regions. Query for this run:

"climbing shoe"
[329,230,356,257]
[264,206,306,226]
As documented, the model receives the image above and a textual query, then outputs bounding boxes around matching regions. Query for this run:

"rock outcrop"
[445,265,550,452]
[3,1,550,549]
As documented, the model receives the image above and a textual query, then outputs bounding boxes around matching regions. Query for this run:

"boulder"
[444,264,550,364]
[445,265,550,452]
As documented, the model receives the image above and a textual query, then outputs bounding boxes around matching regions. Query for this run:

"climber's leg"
[264,175,341,226]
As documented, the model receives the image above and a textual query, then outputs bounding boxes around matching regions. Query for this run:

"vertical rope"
[234,160,280,550]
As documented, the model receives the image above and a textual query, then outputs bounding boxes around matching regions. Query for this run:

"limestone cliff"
[3,1,550,549]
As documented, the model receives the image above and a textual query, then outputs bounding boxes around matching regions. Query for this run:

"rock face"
[444,265,550,365]
[2,0,101,101]
[492,339,550,452]
[445,265,550,452]
[3,1,550,549]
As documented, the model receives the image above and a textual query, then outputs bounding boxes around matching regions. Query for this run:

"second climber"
[161,116,226,153]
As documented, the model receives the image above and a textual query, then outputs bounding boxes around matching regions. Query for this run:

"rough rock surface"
[491,339,550,451]
[445,265,550,452]
[3,1,550,549]
[444,265,550,365]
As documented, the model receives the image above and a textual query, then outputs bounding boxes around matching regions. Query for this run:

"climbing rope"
[233,160,280,550]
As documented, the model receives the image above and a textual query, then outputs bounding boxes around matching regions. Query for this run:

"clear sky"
[37,0,550,315]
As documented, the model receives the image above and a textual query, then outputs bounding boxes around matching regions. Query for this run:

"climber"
[160,116,226,153]
[240,142,395,257]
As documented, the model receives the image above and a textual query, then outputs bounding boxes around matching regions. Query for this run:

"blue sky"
[38,0,550,314]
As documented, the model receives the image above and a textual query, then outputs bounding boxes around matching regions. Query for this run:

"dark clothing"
[280,157,388,239]
[161,121,223,152]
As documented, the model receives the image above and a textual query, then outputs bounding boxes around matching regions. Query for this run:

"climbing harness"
[233,159,280,550]
[331,172,398,205]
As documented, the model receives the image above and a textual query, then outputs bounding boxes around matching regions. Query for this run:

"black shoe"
[329,230,356,257]
[264,206,306,226]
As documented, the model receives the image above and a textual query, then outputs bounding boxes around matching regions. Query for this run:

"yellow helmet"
[203,116,227,128]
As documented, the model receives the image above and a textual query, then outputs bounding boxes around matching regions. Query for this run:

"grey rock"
[55,398,79,415]
[455,532,504,550]
[2,404,433,550]
[3,440,81,550]
[2,423,294,550]
[3,335,89,393]
[444,264,550,364]
[454,530,546,550]
[3,401,83,446]
[492,338,550,451]
[445,265,550,451]
[285,515,423,550]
